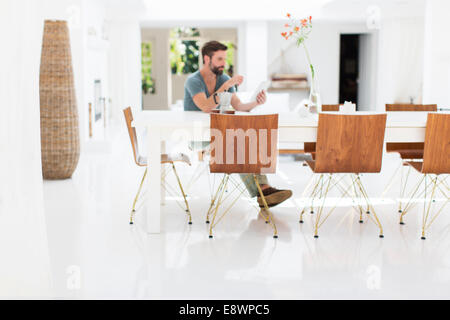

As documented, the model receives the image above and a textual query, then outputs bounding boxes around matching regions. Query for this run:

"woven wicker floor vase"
[40,20,80,180]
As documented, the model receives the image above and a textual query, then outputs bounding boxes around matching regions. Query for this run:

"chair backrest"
[422,113,450,174]
[322,104,340,112]
[314,114,387,173]
[386,104,437,112]
[210,114,279,174]
[123,107,140,165]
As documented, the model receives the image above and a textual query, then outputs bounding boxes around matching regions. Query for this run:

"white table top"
[133,110,440,128]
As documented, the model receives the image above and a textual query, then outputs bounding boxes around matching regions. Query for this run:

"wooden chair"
[398,113,449,239]
[386,104,437,112]
[301,105,342,158]
[384,104,438,213]
[322,104,341,112]
[300,114,387,239]
[123,107,192,225]
[207,113,279,239]
[279,105,342,156]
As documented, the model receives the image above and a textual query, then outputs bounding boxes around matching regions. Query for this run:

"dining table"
[133,110,440,234]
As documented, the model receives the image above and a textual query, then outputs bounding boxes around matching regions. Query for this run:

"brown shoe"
[257,187,293,208]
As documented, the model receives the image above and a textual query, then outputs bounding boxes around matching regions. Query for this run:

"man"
[184,41,292,208]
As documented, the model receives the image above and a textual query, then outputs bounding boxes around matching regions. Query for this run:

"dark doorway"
[339,34,359,106]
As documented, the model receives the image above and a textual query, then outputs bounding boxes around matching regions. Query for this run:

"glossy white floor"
[43,125,450,300]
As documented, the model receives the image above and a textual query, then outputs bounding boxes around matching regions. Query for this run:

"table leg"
[146,125,161,234]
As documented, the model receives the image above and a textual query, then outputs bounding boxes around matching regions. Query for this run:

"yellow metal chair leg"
[130,168,148,225]
[171,163,193,225]
[254,176,278,239]
[354,174,384,238]
[300,174,324,222]
[313,175,333,238]
[209,175,230,238]
[206,175,228,224]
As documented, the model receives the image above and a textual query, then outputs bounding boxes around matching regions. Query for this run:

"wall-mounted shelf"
[268,87,310,92]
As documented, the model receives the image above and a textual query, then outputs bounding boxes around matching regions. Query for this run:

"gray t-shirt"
[184,71,236,111]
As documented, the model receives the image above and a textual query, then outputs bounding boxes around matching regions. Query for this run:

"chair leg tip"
[299,220,304,224]
[206,221,210,224]
[188,222,193,225]
[209,235,214,239]
[421,237,426,240]
[398,210,403,213]
[359,220,364,224]
[129,222,134,225]
[310,211,314,215]
[314,235,319,239]
[273,235,278,239]
[366,211,371,215]
[400,222,405,225]
[379,235,384,239]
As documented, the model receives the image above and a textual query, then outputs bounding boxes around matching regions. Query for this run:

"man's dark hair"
[201,41,228,64]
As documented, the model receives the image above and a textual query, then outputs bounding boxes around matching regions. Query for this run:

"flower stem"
[302,42,315,80]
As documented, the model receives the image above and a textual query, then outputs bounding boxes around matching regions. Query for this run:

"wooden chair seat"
[386,104,437,112]
[386,142,425,160]
[405,161,423,173]
[306,161,315,171]
[396,149,424,160]
[137,153,192,167]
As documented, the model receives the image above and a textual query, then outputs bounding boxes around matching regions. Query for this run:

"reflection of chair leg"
[130,168,148,225]
[254,175,278,239]
[171,163,193,224]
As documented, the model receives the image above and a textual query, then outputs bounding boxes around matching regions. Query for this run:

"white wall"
[267,21,342,106]
[240,22,269,92]
[108,20,142,116]
[84,0,110,140]
[375,18,425,110]
[141,28,172,110]
[0,0,52,298]
[422,0,450,107]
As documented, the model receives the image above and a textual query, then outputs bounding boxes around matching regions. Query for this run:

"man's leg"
[240,174,269,198]
[239,174,292,208]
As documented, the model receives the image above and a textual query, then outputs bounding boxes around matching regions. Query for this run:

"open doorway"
[339,33,378,111]
[339,34,359,106]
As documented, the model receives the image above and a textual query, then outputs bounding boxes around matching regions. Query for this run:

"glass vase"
[308,75,322,114]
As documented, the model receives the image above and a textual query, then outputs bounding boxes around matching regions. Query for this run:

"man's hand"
[223,75,244,91]
[255,90,267,105]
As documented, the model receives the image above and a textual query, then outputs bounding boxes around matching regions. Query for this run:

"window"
[223,41,235,77]
[170,27,200,75]
[142,41,155,94]
[170,27,235,77]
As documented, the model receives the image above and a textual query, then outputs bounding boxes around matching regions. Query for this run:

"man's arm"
[192,92,219,113]
[192,75,244,113]
[231,90,267,112]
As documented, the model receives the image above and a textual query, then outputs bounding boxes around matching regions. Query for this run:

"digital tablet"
[250,81,271,102]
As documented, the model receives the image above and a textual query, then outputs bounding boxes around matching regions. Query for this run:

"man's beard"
[210,63,224,76]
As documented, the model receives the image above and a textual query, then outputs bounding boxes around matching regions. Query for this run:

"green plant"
[223,41,235,77]
[142,42,155,94]
[170,28,200,75]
